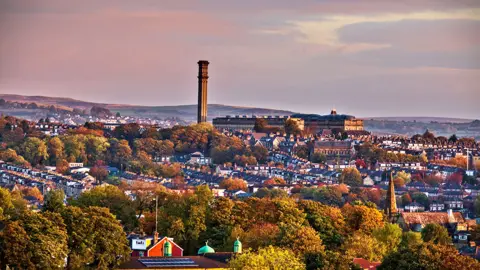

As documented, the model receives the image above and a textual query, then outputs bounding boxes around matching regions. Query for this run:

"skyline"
[1,0,479,119]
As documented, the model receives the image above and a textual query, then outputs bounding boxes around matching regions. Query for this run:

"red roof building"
[130,234,183,258]
[353,258,381,270]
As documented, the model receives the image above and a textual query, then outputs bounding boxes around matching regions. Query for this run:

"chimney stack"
[197,60,209,123]
[154,231,159,244]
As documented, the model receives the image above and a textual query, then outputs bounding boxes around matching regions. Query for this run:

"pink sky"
[0,0,479,118]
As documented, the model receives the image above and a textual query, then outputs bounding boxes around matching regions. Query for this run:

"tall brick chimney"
[197,60,209,123]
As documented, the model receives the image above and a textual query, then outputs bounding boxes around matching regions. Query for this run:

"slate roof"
[401,212,465,225]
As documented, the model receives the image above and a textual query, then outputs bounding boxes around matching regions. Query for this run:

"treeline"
[0,117,270,177]
[356,142,427,166]
[0,188,130,269]
[2,183,479,269]
[411,130,477,147]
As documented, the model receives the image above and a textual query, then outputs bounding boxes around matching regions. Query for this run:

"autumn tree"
[378,242,480,270]
[90,162,109,184]
[0,149,30,167]
[339,167,363,187]
[393,177,405,187]
[22,186,44,202]
[0,211,68,269]
[47,136,65,165]
[252,145,268,164]
[344,232,386,262]
[395,171,411,184]
[220,178,248,191]
[61,206,130,269]
[298,200,347,249]
[62,134,87,163]
[56,158,69,174]
[240,223,280,250]
[70,185,137,231]
[253,118,268,132]
[106,138,132,170]
[424,175,443,187]
[263,177,286,186]
[20,137,49,166]
[342,203,384,233]
[228,246,305,270]
[285,119,302,136]
[85,135,109,165]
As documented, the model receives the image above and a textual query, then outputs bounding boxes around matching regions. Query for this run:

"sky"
[0,0,479,119]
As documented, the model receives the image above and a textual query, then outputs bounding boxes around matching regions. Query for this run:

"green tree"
[311,152,327,163]
[372,223,402,254]
[298,200,346,248]
[0,211,68,269]
[205,197,235,249]
[43,189,65,213]
[62,134,87,163]
[85,135,109,165]
[20,137,49,165]
[399,231,423,249]
[254,188,288,199]
[339,167,362,187]
[70,185,137,231]
[411,192,429,208]
[448,134,458,143]
[421,223,451,245]
[228,246,305,270]
[475,195,480,216]
[62,206,130,269]
[313,186,344,207]
[0,187,14,221]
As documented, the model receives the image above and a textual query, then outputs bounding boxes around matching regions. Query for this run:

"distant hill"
[0,94,294,121]
[364,116,475,124]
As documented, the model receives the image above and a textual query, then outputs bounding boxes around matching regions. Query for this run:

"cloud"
[0,1,478,118]
[264,8,480,53]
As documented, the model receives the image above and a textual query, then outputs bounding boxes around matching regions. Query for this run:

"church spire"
[384,171,397,221]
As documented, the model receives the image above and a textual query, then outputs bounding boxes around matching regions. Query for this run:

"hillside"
[0,94,294,120]
[364,116,474,124]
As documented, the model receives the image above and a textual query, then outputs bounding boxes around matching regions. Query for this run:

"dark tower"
[197,60,209,123]
[384,171,398,221]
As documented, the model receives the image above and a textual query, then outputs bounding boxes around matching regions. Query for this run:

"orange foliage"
[22,186,44,202]
[220,178,248,191]
[69,126,104,137]
[263,177,286,186]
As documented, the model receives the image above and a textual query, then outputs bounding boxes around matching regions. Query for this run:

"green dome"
[234,238,242,253]
[198,241,215,255]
